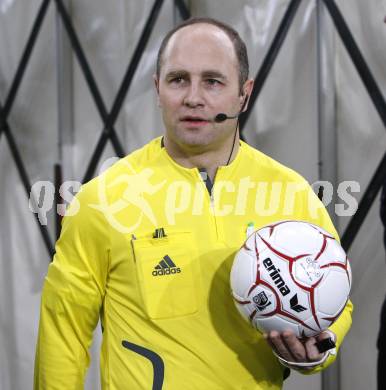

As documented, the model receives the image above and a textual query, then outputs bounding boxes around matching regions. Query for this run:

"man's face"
[155,24,248,151]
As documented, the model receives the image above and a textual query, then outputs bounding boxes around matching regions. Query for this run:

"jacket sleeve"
[34,182,110,389]
[299,184,354,374]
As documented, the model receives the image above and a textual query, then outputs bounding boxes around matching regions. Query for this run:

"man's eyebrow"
[201,70,227,81]
[164,69,228,81]
[165,70,189,79]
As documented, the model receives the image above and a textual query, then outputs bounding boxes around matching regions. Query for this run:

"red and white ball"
[230,220,352,337]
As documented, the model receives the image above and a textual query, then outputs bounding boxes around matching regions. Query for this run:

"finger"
[304,336,324,361]
[265,331,295,362]
[314,330,336,354]
[282,331,307,362]
[316,330,336,343]
[263,332,278,353]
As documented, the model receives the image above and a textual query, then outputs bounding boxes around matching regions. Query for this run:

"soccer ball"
[230,220,352,337]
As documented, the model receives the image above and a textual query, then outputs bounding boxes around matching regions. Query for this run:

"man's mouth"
[180,116,210,126]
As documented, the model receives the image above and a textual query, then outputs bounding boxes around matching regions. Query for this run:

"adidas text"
[152,268,181,276]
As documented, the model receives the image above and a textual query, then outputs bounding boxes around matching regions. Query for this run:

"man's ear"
[153,74,161,107]
[240,78,254,112]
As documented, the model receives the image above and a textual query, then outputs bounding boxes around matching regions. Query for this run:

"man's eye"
[206,79,221,86]
[170,77,185,84]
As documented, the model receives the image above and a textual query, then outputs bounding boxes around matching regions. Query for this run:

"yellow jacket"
[34,137,353,389]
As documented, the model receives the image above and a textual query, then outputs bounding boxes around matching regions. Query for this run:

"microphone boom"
[214,113,238,123]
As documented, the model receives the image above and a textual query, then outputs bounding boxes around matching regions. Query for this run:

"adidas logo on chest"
[152,255,181,276]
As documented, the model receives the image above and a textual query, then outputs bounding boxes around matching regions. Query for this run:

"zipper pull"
[210,193,215,208]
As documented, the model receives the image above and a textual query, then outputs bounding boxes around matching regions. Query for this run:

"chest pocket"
[131,231,200,320]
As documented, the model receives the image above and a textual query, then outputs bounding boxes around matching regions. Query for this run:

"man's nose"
[183,83,205,108]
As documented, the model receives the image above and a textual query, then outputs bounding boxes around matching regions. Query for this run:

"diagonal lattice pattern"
[0,0,385,261]
[0,0,190,257]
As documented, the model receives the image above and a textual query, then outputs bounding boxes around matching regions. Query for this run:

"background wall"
[0,0,385,389]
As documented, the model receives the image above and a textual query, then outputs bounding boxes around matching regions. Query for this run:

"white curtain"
[0,0,385,389]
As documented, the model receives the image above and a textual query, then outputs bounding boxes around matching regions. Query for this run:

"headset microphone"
[214,112,238,123]
[214,94,249,123]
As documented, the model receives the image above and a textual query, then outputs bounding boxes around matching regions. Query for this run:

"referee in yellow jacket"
[34,17,353,389]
